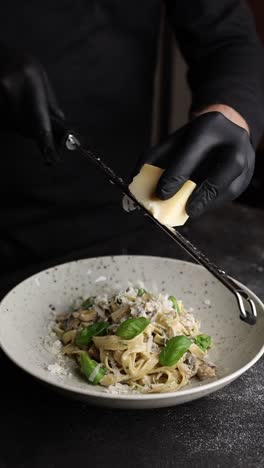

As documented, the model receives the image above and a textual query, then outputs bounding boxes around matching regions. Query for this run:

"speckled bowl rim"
[0,255,264,401]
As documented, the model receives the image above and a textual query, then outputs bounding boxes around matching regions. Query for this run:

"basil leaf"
[159,335,191,366]
[75,322,110,347]
[81,297,94,309]
[80,353,106,385]
[194,334,212,351]
[169,296,180,313]
[137,288,147,297]
[116,317,150,340]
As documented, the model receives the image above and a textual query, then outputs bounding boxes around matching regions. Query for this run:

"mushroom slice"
[61,329,77,345]
[197,362,216,380]
[111,305,130,322]
[79,309,97,322]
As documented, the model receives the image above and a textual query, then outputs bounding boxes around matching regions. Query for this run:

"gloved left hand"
[0,42,64,163]
[141,112,255,218]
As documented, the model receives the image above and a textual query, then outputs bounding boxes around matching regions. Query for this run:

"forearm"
[166,0,264,147]
[193,104,250,134]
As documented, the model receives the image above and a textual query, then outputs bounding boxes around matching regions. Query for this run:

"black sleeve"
[165,0,264,147]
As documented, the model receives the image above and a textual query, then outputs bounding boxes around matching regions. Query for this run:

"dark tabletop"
[1,203,264,468]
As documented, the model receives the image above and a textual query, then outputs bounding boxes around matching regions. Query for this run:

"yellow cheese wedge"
[128,164,196,227]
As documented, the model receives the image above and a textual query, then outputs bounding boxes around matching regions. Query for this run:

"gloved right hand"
[0,43,64,162]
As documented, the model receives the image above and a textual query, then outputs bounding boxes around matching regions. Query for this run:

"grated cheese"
[122,194,138,212]
[47,362,69,377]
[204,299,211,306]
[105,383,140,394]
[51,340,63,355]
[94,276,107,283]
[34,277,40,287]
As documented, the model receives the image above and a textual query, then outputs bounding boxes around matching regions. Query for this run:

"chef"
[0,1,263,293]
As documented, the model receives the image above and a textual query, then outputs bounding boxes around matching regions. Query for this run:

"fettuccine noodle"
[55,287,216,393]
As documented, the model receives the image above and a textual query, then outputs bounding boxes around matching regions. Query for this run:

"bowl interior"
[0,255,264,398]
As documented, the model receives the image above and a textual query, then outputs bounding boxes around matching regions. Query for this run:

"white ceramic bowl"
[0,256,263,409]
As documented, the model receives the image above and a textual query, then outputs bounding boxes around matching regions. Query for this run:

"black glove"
[0,43,64,162]
[143,112,255,218]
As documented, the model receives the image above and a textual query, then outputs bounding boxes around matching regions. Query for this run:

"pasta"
[55,287,216,393]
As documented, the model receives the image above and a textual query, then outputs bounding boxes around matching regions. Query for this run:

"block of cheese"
[128,164,196,227]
